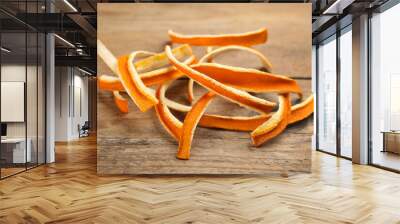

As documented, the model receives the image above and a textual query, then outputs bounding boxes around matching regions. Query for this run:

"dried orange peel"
[177,92,216,160]
[97,27,314,160]
[198,94,314,132]
[251,94,291,146]
[127,51,159,110]
[98,55,195,90]
[165,45,276,114]
[113,91,129,113]
[168,28,268,46]
[154,82,183,141]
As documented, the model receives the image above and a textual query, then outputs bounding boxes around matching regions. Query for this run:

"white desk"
[1,138,31,163]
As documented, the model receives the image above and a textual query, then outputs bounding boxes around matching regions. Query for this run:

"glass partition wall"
[370,3,400,171]
[317,35,337,155]
[0,2,46,179]
[316,26,353,159]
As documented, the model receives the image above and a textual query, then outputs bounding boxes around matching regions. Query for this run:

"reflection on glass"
[317,36,337,154]
[340,28,352,158]
[38,33,46,165]
[371,3,400,171]
[27,31,38,169]
[1,31,27,177]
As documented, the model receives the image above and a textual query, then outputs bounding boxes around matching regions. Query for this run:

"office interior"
[0,0,400,222]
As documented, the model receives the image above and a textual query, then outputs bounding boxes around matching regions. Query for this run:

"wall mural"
[97,3,313,175]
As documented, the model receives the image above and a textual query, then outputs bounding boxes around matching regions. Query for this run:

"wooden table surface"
[97,3,312,175]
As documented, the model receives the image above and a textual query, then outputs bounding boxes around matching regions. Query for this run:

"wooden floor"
[0,136,400,224]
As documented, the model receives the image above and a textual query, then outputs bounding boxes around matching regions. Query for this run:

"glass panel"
[317,36,337,154]
[339,28,352,158]
[27,31,38,169]
[38,32,45,165]
[1,30,27,177]
[371,3,400,171]
[312,45,317,150]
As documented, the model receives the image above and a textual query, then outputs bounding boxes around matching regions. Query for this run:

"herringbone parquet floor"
[1,136,400,224]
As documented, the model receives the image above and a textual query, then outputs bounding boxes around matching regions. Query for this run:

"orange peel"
[251,94,291,147]
[97,27,314,160]
[165,45,276,114]
[154,82,183,141]
[177,92,216,160]
[289,94,314,124]
[199,45,272,72]
[198,94,313,132]
[192,63,302,94]
[187,45,273,103]
[168,28,268,46]
[113,91,129,113]
[117,55,156,112]
[127,51,159,109]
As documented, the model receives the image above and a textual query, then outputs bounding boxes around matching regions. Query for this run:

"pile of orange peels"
[98,28,314,160]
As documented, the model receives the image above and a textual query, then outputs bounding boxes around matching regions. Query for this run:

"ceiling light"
[78,67,93,76]
[323,0,355,15]
[63,0,78,12]
[54,34,75,48]
[1,47,11,53]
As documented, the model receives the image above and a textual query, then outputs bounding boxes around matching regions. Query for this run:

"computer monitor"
[1,123,7,137]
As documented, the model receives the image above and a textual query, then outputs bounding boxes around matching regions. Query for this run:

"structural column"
[46,0,55,163]
[352,14,369,164]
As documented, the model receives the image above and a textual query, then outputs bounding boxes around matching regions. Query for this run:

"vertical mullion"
[367,10,373,165]
[316,44,320,150]
[36,0,39,167]
[44,0,48,164]
[25,0,28,171]
[336,28,341,157]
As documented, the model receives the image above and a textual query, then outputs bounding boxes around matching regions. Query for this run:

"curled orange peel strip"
[199,94,314,132]
[289,94,314,124]
[113,91,129,113]
[192,63,302,94]
[154,82,183,141]
[125,45,195,110]
[140,55,196,86]
[98,56,196,91]
[177,92,216,160]
[199,45,273,72]
[187,45,273,103]
[134,44,193,72]
[199,114,271,132]
[251,93,291,147]
[127,51,159,109]
[168,28,268,46]
[98,75,124,92]
[165,45,276,114]
[117,55,156,112]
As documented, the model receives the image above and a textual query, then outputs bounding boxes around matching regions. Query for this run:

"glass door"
[339,26,352,159]
[317,35,337,155]
[370,2,400,171]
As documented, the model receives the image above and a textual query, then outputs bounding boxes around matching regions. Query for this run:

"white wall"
[1,63,46,164]
[1,65,35,138]
[54,67,89,141]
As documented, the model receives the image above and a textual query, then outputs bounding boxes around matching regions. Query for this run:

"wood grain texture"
[97,3,312,175]
[1,137,400,223]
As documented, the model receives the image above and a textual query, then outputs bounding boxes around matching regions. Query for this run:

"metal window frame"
[315,22,353,161]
